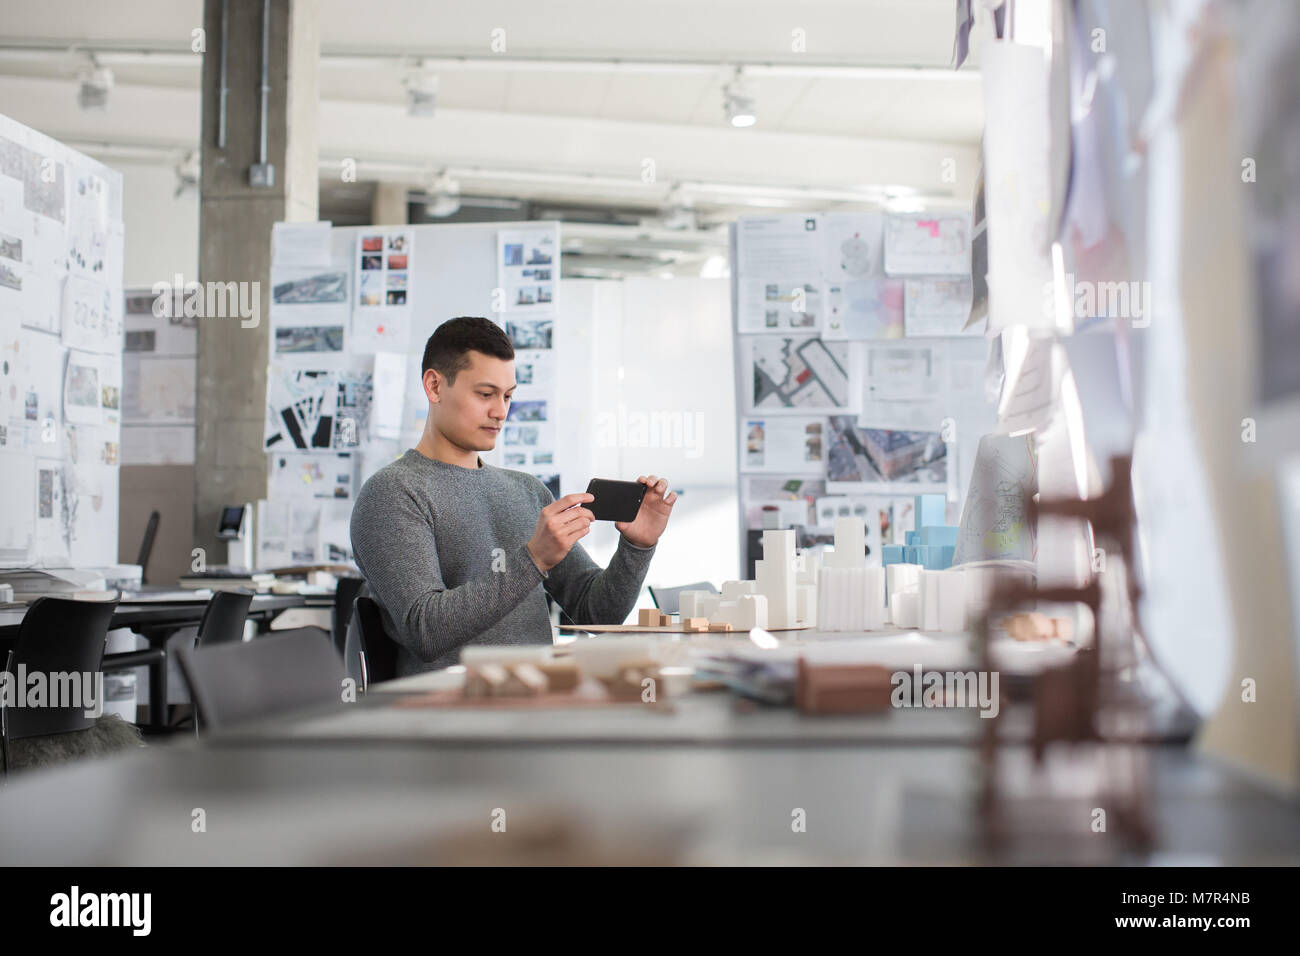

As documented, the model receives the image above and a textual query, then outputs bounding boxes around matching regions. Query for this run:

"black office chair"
[136,510,160,586]
[648,581,718,616]
[176,627,346,733]
[2,596,142,775]
[195,588,254,647]
[331,576,366,658]
[343,596,399,692]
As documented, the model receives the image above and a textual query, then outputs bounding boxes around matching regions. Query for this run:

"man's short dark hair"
[421,317,514,384]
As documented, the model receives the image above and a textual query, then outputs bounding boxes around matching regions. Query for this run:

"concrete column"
[371,182,410,225]
[195,0,319,561]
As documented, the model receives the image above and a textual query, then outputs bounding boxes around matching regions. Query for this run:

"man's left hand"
[616,475,676,548]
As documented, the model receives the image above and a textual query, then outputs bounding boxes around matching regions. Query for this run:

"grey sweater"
[349,450,656,675]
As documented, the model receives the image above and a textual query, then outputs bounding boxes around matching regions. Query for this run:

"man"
[350,316,675,675]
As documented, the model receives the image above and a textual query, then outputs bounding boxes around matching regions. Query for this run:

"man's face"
[426,350,516,451]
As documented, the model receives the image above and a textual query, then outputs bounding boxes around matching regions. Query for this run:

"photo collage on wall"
[497,224,560,498]
[734,210,986,551]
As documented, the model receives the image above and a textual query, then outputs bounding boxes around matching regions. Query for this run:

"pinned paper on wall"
[63,349,103,425]
[272,221,333,269]
[256,498,323,568]
[268,450,356,501]
[953,432,1038,564]
[883,212,971,276]
[824,279,904,339]
[737,278,822,333]
[736,214,826,277]
[740,416,826,473]
[497,226,558,316]
[824,212,884,280]
[370,351,407,440]
[826,416,947,492]
[67,167,109,277]
[61,273,119,353]
[264,365,336,450]
[352,229,413,353]
[745,335,858,414]
[904,277,977,337]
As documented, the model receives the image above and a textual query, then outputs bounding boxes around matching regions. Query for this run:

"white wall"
[580,277,741,600]
[115,160,200,289]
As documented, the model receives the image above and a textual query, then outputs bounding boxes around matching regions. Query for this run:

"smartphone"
[584,478,647,522]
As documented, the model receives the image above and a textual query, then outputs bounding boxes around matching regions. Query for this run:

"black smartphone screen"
[584,479,647,522]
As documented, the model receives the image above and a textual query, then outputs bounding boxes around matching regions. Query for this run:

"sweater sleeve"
[349,474,546,664]
[543,534,657,626]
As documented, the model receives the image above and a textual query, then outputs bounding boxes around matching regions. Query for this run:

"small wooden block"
[638,608,659,627]
[464,663,510,698]
[507,663,549,696]
[657,611,673,627]
[685,617,708,631]
[536,660,580,692]
[708,622,734,632]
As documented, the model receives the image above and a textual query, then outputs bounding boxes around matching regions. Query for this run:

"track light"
[423,170,460,216]
[403,61,438,117]
[724,71,756,127]
[76,55,113,110]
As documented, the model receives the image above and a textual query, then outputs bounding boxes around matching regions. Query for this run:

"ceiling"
[0,0,990,275]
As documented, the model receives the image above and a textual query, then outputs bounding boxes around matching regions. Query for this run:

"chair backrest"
[331,576,366,657]
[4,596,119,739]
[343,596,399,691]
[196,588,254,647]
[648,581,718,615]
[136,510,160,585]
[176,627,345,732]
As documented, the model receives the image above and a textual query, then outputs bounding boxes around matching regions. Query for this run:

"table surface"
[0,592,328,640]
[0,729,1294,865]
[0,623,1288,865]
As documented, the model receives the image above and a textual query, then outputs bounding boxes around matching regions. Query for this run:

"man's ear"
[423,368,442,404]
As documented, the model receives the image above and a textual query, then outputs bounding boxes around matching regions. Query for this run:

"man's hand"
[527,492,595,571]
[616,475,676,548]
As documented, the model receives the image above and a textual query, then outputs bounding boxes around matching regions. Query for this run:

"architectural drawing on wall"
[953,432,1038,563]
[745,335,856,414]
[740,416,826,473]
[824,211,885,280]
[826,416,947,491]
[823,279,904,339]
[904,277,977,336]
[883,211,971,276]
[264,365,336,450]
[121,297,196,465]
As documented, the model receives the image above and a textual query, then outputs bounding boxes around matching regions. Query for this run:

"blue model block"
[882,544,905,566]
[906,531,920,546]
[914,494,946,531]
[904,546,920,565]
[920,525,958,547]
[940,545,955,568]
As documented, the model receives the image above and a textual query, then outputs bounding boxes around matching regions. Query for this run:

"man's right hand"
[526,493,595,571]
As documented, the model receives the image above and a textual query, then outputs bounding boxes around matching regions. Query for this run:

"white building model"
[677,520,972,634]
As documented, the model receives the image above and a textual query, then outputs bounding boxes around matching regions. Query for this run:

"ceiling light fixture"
[723,69,756,128]
[76,54,113,110]
[403,60,438,117]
